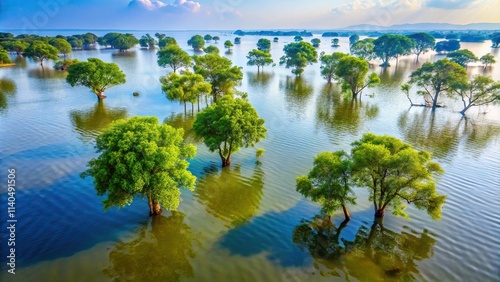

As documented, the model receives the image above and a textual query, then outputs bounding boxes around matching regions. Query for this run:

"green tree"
[273,37,279,43]
[294,36,303,42]
[279,41,318,76]
[158,37,177,49]
[139,33,157,49]
[53,58,79,71]
[351,133,446,219]
[0,47,11,64]
[331,38,340,47]
[480,53,496,67]
[350,38,375,61]
[49,37,72,59]
[246,49,274,72]
[212,36,220,43]
[98,33,138,51]
[319,51,348,84]
[67,36,83,50]
[160,71,211,114]
[446,49,478,67]
[435,40,460,54]
[66,58,126,101]
[0,40,30,55]
[257,38,271,52]
[373,34,415,67]
[193,53,243,102]
[234,37,241,44]
[187,35,205,50]
[204,34,213,42]
[224,40,234,51]
[296,151,356,220]
[407,59,467,109]
[155,32,166,41]
[81,116,196,215]
[491,33,500,48]
[335,55,380,98]
[204,45,220,54]
[311,38,321,47]
[452,75,500,115]
[349,34,359,46]
[82,32,98,47]
[157,44,193,73]
[407,32,435,62]
[193,96,267,167]
[22,40,59,67]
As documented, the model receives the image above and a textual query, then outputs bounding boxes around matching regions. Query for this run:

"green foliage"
[98,33,138,51]
[408,59,467,108]
[350,38,375,61]
[53,58,79,71]
[66,58,126,100]
[480,53,496,67]
[158,37,177,49]
[373,34,415,67]
[446,49,478,67]
[256,148,265,157]
[139,33,157,49]
[49,38,72,57]
[193,96,267,167]
[296,151,356,219]
[157,44,192,73]
[452,75,500,115]
[246,49,274,71]
[81,116,196,214]
[187,35,205,50]
[273,37,279,42]
[193,53,243,101]
[294,36,303,42]
[212,36,220,43]
[0,48,11,64]
[155,32,166,41]
[351,133,446,219]
[22,40,59,66]
[435,40,460,53]
[319,51,348,83]
[224,40,234,51]
[204,45,220,54]
[160,71,211,112]
[335,55,380,98]
[407,32,435,61]
[349,34,359,46]
[279,41,318,76]
[257,38,271,52]
[331,38,340,47]
[82,33,98,47]
[311,38,321,47]
[67,36,83,49]
[0,40,30,55]
[234,37,241,44]
[204,34,212,42]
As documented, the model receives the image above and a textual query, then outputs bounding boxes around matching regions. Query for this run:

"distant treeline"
[234,30,313,37]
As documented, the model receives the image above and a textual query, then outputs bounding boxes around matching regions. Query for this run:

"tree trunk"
[432,89,439,109]
[375,208,385,218]
[148,195,162,215]
[184,102,187,115]
[342,205,351,221]
[96,91,106,101]
[221,155,231,167]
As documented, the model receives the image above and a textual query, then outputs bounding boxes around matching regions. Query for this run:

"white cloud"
[332,0,423,14]
[128,0,201,13]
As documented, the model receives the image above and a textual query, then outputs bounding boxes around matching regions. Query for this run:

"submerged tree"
[373,34,415,67]
[446,49,478,67]
[193,96,267,167]
[319,52,347,84]
[49,38,72,59]
[22,40,59,67]
[296,151,356,220]
[257,38,271,52]
[280,41,318,76]
[335,55,380,98]
[480,53,496,67]
[452,75,500,115]
[311,38,321,47]
[406,59,467,109]
[157,44,193,73]
[139,33,157,49]
[224,40,234,52]
[81,116,197,215]
[187,35,205,51]
[246,49,273,71]
[350,38,375,61]
[204,45,220,54]
[351,133,446,219]
[160,71,211,113]
[66,58,126,101]
[407,32,435,62]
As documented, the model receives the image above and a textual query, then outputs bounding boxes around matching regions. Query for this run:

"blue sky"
[0,0,498,30]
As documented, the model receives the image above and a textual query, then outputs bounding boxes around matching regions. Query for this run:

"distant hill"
[341,23,500,31]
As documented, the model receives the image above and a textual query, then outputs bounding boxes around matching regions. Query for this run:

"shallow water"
[0,32,499,281]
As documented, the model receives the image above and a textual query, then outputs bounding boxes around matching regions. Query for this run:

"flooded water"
[1,31,499,281]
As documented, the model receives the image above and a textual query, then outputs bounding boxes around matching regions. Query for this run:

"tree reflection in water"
[247,71,273,88]
[163,113,198,144]
[293,215,436,281]
[104,212,196,282]
[280,76,314,117]
[70,102,128,142]
[316,84,379,136]
[0,78,16,111]
[195,163,264,228]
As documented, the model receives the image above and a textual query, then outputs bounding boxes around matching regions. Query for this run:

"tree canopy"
[81,116,196,215]
[294,36,303,42]
[351,133,446,219]
[452,75,500,115]
[49,38,72,58]
[204,34,212,42]
[311,38,321,47]
[0,40,30,55]
[22,40,59,67]
[159,37,177,49]
[234,37,241,44]
[319,51,347,84]
[350,38,375,61]
[435,40,460,54]
[279,41,318,76]
[446,49,478,67]
[407,32,435,62]
[66,58,126,101]
[188,35,205,50]
[246,49,274,71]
[212,36,220,43]
[335,55,380,98]
[98,33,138,51]
[349,34,359,46]
[204,45,220,54]
[296,151,356,220]
[224,40,234,51]
[373,34,415,67]
[157,44,193,73]
[257,38,271,52]
[480,53,496,67]
[160,71,211,114]
[0,47,11,65]
[139,33,157,49]
[193,53,243,102]
[193,96,267,167]
[331,38,339,47]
